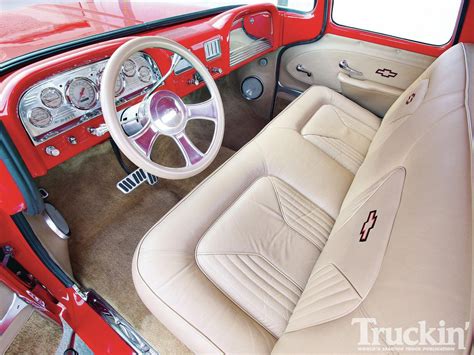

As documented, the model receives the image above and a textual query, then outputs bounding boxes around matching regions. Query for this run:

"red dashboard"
[0,4,295,178]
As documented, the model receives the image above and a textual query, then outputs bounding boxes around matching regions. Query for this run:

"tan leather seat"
[133,43,473,353]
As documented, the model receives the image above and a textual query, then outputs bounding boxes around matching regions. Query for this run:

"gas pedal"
[116,168,158,194]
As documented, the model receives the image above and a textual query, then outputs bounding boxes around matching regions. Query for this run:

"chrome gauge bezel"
[18,52,161,146]
[40,87,63,109]
[137,65,152,83]
[122,59,137,77]
[28,107,53,128]
[65,77,99,110]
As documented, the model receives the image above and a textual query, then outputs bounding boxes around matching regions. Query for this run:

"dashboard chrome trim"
[18,52,161,146]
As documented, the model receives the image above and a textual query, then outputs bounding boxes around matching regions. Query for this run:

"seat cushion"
[133,86,380,353]
[196,176,335,337]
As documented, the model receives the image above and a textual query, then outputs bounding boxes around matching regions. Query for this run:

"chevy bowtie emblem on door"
[375,68,398,78]
[360,210,378,242]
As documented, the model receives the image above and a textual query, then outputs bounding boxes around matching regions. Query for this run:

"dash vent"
[204,38,221,61]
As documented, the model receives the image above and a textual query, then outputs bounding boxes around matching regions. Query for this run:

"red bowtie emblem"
[360,210,378,242]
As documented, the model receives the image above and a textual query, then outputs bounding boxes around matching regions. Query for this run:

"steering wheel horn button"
[146,90,187,135]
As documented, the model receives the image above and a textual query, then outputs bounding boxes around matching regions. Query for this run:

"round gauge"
[114,73,125,96]
[97,70,125,97]
[66,77,98,110]
[138,66,152,83]
[40,87,62,108]
[122,59,136,77]
[28,107,52,128]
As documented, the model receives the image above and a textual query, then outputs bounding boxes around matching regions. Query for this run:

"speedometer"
[65,77,98,110]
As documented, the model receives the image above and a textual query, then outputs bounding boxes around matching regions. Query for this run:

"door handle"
[296,64,312,77]
[339,60,363,77]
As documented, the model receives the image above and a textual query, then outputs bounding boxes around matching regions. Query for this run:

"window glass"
[332,0,462,45]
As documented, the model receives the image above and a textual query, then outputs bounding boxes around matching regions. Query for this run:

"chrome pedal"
[116,168,158,194]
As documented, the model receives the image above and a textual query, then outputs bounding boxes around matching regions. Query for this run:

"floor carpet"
[6,312,62,355]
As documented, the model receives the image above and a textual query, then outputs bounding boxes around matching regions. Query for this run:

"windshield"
[0,0,314,65]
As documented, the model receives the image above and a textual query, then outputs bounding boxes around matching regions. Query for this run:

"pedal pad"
[116,168,158,194]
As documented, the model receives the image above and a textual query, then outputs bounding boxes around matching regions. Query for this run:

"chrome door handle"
[339,60,363,77]
[296,64,312,77]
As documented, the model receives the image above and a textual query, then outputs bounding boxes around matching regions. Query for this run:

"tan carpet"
[32,139,233,354]
[6,312,62,355]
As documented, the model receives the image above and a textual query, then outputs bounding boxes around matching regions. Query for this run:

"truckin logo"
[352,318,469,352]
[360,210,377,242]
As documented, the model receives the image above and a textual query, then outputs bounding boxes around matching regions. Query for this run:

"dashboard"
[0,3,282,177]
[18,52,161,145]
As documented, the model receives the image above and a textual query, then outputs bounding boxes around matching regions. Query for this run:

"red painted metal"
[281,1,326,45]
[0,2,211,63]
[459,1,474,44]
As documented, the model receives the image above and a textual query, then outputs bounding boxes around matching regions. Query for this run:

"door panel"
[0,282,33,353]
[279,34,434,116]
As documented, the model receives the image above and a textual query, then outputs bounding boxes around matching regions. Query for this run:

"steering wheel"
[100,36,225,180]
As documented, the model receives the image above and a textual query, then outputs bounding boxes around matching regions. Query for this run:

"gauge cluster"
[18,52,161,145]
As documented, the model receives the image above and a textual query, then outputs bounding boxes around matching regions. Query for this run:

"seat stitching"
[228,255,297,307]
[273,180,335,229]
[296,279,346,306]
[304,135,364,164]
[197,251,304,291]
[321,137,364,162]
[269,178,325,252]
[275,200,330,248]
[238,255,301,300]
[301,135,361,174]
[248,256,303,293]
[224,255,296,311]
[290,298,360,322]
[292,283,353,314]
[208,255,290,329]
[328,105,377,140]
[276,192,333,237]
[270,176,335,227]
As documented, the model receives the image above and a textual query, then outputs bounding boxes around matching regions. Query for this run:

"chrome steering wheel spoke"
[173,132,204,166]
[186,98,219,123]
[131,124,160,157]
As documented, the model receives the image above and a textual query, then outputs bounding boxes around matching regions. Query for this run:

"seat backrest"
[273,43,473,353]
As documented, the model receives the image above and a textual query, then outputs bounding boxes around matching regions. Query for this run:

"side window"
[332,0,463,46]
[275,0,315,12]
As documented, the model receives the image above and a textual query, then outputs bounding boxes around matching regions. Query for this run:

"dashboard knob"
[68,136,77,145]
[188,78,200,86]
[210,67,223,74]
[88,124,108,137]
[45,146,60,157]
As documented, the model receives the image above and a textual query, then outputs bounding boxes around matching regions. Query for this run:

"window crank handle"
[296,64,312,77]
